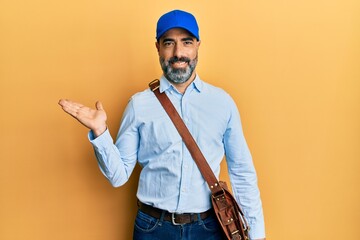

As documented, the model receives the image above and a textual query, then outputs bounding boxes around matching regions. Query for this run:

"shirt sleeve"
[88,99,139,187]
[223,96,266,239]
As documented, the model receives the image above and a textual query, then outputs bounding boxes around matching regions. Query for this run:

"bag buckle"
[239,213,248,231]
[149,79,160,91]
[212,189,226,201]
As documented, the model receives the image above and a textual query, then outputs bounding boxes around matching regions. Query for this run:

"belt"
[137,201,214,225]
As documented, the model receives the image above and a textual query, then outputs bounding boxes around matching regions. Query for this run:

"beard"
[160,55,198,84]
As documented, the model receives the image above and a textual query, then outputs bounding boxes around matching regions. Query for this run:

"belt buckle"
[171,213,183,225]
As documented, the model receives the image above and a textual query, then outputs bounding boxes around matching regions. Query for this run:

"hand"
[58,99,107,137]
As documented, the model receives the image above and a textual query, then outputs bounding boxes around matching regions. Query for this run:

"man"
[59,10,265,240]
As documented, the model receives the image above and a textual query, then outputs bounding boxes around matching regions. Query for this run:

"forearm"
[228,160,265,239]
[226,144,265,238]
[89,129,137,187]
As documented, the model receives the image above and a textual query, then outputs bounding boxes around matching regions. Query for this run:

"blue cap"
[156,10,199,41]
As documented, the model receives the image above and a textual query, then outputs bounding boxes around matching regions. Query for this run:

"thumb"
[95,101,104,111]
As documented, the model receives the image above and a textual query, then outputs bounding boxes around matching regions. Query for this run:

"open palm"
[58,99,107,136]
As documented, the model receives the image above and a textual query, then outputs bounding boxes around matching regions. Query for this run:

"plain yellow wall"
[1,0,359,239]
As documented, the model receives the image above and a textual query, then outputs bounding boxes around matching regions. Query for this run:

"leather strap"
[149,79,223,195]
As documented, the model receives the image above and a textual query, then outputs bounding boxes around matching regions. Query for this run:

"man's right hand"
[58,99,107,137]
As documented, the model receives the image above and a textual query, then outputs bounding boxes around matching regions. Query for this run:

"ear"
[155,41,160,53]
[196,40,201,48]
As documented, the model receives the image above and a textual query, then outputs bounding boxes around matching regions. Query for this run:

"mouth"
[171,61,188,68]
[168,56,191,69]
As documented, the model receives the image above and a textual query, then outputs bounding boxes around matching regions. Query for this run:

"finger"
[60,104,79,117]
[59,99,84,109]
[58,99,82,117]
[95,101,104,111]
[65,99,84,108]
[58,99,68,107]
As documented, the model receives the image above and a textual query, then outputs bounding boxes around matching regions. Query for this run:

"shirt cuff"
[88,129,113,149]
[248,218,266,239]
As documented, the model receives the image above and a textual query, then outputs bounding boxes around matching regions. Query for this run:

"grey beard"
[160,56,198,84]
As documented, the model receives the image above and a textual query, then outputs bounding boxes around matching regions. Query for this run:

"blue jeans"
[133,210,224,240]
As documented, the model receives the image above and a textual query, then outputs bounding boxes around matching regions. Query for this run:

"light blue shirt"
[89,75,265,239]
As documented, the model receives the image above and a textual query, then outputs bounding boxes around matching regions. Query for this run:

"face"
[156,28,201,84]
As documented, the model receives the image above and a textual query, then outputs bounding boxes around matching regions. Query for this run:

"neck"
[171,73,196,94]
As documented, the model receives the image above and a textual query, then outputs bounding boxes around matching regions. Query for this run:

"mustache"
[168,56,191,64]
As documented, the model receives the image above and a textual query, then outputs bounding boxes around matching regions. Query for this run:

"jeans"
[133,209,224,240]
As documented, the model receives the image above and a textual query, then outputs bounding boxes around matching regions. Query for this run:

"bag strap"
[149,79,223,195]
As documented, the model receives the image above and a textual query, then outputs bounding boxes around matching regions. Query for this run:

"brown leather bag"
[149,79,250,240]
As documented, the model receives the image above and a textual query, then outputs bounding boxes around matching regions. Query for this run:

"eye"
[163,41,174,47]
[184,41,193,45]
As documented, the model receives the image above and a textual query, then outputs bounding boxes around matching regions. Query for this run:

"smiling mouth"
[171,61,188,68]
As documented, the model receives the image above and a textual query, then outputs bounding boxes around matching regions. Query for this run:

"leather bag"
[149,79,250,240]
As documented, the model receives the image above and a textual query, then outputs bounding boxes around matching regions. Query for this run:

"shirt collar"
[159,75,204,93]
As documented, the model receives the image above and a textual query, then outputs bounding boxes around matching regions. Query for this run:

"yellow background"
[1,0,359,239]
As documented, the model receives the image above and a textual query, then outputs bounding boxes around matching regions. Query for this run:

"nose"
[173,43,184,58]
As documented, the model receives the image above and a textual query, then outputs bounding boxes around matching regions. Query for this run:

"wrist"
[92,125,107,137]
